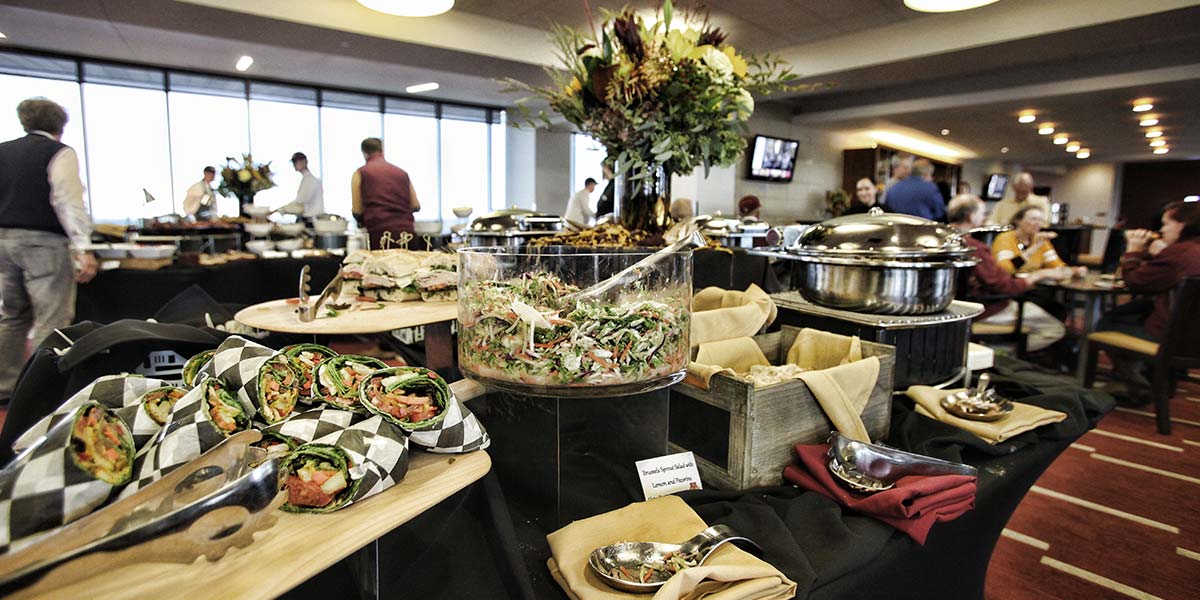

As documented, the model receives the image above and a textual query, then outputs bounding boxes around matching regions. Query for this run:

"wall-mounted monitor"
[983,173,1009,201]
[746,135,799,182]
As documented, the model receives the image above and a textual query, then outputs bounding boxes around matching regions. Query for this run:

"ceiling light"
[1139,117,1159,127]
[1053,136,1068,145]
[1038,125,1054,135]
[865,130,969,161]
[0,32,7,40]
[1065,143,1081,152]
[1150,139,1166,147]
[1000,147,1009,154]
[357,0,454,17]
[1018,112,1036,124]
[405,82,440,94]
[1076,150,1091,159]
[1185,196,1199,202]
[1132,101,1153,112]
[1154,147,1169,154]
[940,129,950,136]
[234,55,254,71]
[1145,130,1163,138]
[904,0,998,13]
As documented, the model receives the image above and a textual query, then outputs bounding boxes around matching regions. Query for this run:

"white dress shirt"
[293,169,325,217]
[564,188,594,226]
[31,131,91,251]
[988,193,1051,226]
[183,180,214,217]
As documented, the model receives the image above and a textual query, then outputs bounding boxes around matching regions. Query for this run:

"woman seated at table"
[992,206,1085,320]
[949,195,1067,352]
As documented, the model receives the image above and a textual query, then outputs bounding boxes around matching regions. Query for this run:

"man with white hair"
[988,172,1051,225]
[879,153,913,207]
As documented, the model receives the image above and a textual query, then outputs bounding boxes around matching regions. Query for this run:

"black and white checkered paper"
[264,408,410,509]
[0,404,130,554]
[405,395,491,454]
[199,335,277,423]
[116,383,229,500]
[12,375,172,456]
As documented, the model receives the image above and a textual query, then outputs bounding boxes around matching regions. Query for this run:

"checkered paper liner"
[0,404,129,554]
[11,375,172,455]
[198,335,278,423]
[404,395,491,454]
[264,408,409,509]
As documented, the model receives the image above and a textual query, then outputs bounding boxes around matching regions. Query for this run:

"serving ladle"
[588,524,762,592]
[561,229,708,304]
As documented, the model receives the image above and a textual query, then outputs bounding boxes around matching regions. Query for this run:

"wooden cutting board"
[234,298,457,334]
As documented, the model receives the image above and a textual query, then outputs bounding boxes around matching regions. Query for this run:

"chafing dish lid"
[469,209,563,232]
[793,208,969,258]
[696,215,742,236]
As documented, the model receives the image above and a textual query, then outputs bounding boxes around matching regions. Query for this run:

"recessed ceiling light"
[1132,100,1153,112]
[1145,130,1163,138]
[1139,117,1159,127]
[405,82,440,94]
[904,0,998,12]
[235,55,253,71]
[1154,147,1169,154]
[1053,136,1068,145]
[1185,195,1199,202]
[1000,147,1009,153]
[1065,143,1081,152]
[1150,139,1166,147]
[0,32,7,40]
[1038,125,1054,135]
[357,0,454,17]
[1076,150,1091,159]
[940,128,950,136]
[1018,112,1036,123]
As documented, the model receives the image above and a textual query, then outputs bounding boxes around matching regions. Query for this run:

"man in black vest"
[0,98,96,404]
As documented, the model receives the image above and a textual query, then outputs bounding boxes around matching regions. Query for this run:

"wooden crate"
[668,326,895,490]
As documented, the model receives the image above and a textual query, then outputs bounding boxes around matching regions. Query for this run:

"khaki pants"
[0,229,75,400]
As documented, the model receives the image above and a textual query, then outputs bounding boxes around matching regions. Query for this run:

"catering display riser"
[466,390,669,529]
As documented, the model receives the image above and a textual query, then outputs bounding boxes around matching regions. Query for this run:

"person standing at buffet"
[287,151,324,218]
[845,177,884,215]
[564,177,596,226]
[738,195,762,222]
[351,137,420,249]
[595,163,615,218]
[883,159,946,221]
[988,172,1050,226]
[878,153,913,207]
[0,98,97,404]
[182,166,216,220]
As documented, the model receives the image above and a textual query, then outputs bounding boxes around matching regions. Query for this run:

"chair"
[1081,276,1200,434]
[956,268,1030,358]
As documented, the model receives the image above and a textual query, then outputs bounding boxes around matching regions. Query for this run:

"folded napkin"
[691,285,777,346]
[782,443,976,544]
[786,328,862,370]
[686,337,771,388]
[546,495,796,600]
[796,358,878,443]
[907,386,1068,444]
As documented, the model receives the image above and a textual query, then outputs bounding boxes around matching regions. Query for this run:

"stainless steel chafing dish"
[787,208,977,315]
[696,215,769,248]
[463,208,565,248]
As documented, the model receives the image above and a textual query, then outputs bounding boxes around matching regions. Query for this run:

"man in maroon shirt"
[949,195,1066,351]
[351,137,421,249]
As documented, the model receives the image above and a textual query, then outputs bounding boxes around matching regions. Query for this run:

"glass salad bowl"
[457,246,693,398]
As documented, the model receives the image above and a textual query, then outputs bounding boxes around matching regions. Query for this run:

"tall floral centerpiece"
[506,0,801,234]
[217,154,275,217]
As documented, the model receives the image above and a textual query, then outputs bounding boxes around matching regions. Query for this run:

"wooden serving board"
[10,450,491,600]
[234,298,457,334]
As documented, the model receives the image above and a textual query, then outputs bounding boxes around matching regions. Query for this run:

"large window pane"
[81,83,171,223]
[439,118,488,224]
[168,92,250,216]
[320,107,381,220]
[383,113,439,225]
[490,114,506,211]
[571,133,606,216]
[0,74,89,211]
[249,99,320,210]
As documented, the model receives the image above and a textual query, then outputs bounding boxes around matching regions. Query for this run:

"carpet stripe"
[1183,439,1200,448]
[1089,453,1200,486]
[1001,528,1050,550]
[1070,443,1097,452]
[1186,396,1200,403]
[1178,547,1200,562]
[1028,486,1179,533]
[1088,429,1184,452]
[1113,407,1200,428]
[1039,557,1165,600]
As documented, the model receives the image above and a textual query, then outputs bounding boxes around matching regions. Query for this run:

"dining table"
[1036,270,1130,337]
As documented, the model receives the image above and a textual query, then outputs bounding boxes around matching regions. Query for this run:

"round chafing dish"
[696,215,769,248]
[464,208,565,248]
[787,208,977,315]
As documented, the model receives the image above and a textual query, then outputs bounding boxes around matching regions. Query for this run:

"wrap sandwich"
[139,386,187,426]
[251,429,297,463]
[256,355,302,424]
[360,366,449,431]
[281,343,338,400]
[280,443,361,513]
[70,402,136,486]
[316,355,387,411]
[200,379,250,437]
[182,350,215,386]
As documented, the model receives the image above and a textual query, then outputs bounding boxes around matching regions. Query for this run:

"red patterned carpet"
[986,375,1200,600]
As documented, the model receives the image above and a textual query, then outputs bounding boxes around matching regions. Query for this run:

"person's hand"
[1034,231,1058,243]
[1071,265,1088,278]
[1125,228,1155,252]
[1149,239,1168,256]
[75,252,99,284]
[1029,267,1066,283]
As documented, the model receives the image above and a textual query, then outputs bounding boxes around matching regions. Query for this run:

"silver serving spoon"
[588,524,761,592]
[825,432,978,494]
[560,229,708,304]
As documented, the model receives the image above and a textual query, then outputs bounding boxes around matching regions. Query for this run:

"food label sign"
[636,451,702,500]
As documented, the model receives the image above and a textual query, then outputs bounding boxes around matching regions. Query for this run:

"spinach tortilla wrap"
[182,350,215,387]
[280,443,361,513]
[256,355,302,424]
[201,379,250,437]
[359,367,449,431]
[70,402,136,486]
[315,355,387,411]
[281,343,338,400]
[139,386,187,427]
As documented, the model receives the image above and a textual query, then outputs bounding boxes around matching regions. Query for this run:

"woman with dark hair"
[845,177,883,215]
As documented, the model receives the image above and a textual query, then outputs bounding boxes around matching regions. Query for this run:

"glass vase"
[614,162,672,235]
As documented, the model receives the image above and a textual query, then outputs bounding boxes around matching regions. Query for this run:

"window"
[571,133,606,215]
[439,117,489,224]
[0,74,90,211]
[490,112,507,211]
[249,99,320,210]
[167,92,250,216]
[320,106,381,220]
[81,83,171,223]
[383,113,439,224]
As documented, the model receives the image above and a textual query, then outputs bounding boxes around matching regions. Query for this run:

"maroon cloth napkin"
[782,443,977,544]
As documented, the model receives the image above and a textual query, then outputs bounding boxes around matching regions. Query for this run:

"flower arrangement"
[504,0,804,181]
[216,154,275,200]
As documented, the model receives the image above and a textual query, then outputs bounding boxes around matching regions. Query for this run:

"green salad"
[459,272,687,387]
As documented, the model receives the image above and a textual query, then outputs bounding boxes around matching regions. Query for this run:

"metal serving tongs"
[826,432,978,494]
[588,524,762,593]
[296,267,344,323]
[560,229,707,304]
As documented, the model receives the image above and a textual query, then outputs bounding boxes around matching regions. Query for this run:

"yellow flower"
[565,77,582,95]
[237,169,252,183]
[724,46,748,78]
[664,29,697,60]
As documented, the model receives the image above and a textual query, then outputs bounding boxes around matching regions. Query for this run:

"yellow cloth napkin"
[686,337,771,389]
[691,285,777,346]
[546,495,797,600]
[786,328,862,370]
[906,386,1068,444]
[795,358,879,443]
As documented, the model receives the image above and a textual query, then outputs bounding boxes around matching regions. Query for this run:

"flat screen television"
[747,135,799,182]
[983,173,1009,201]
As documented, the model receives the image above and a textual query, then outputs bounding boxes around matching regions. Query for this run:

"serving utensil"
[940,373,1013,422]
[825,432,977,494]
[561,230,707,304]
[588,524,761,592]
[297,267,344,323]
